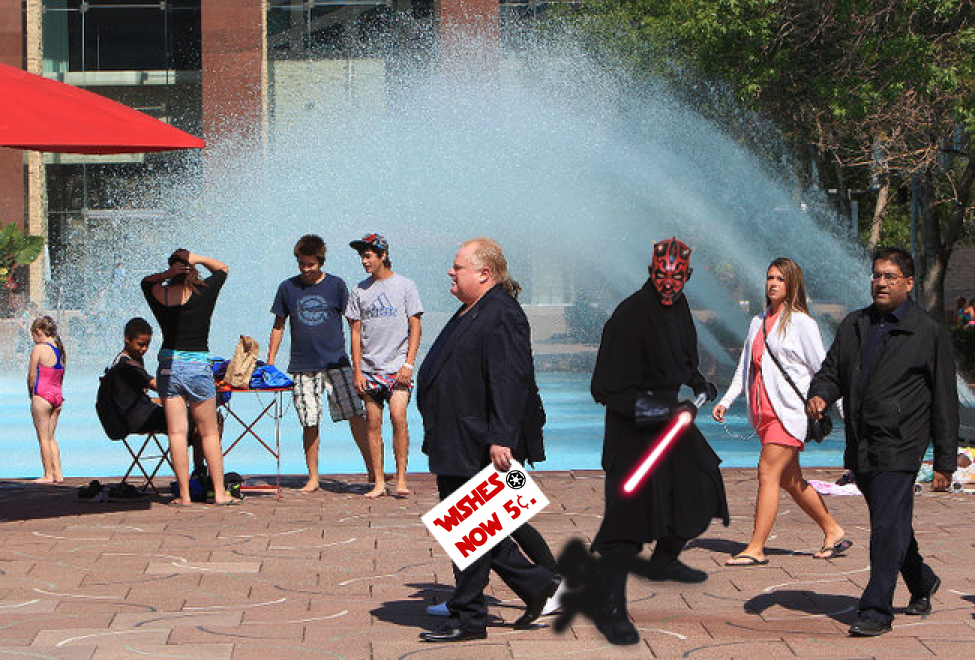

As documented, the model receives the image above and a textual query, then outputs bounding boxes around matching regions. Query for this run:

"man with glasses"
[807,247,958,637]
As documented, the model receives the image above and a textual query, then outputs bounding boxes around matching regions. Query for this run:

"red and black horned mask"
[650,237,693,306]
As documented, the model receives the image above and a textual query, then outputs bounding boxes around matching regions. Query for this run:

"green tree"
[0,223,44,292]
[572,0,975,318]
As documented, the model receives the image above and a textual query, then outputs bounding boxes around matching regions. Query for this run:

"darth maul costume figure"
[588,237,729,645]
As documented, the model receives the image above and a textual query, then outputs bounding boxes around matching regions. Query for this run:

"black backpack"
[95,364,130,440]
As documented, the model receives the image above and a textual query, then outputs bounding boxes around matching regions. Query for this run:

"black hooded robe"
[591,281,729,551]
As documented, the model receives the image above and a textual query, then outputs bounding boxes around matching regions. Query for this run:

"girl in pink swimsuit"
[27,316,65,483]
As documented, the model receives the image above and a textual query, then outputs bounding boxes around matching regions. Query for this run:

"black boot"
[595,553,640,646]
[644,533,707,583]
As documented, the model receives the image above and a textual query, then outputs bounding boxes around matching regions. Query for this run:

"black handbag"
[762,321,833,443]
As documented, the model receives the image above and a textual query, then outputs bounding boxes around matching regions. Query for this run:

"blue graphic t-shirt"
[271,274,350,373]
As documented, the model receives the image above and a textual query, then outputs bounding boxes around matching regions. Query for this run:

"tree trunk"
[832,153,852,221]
[941,147,975,251]
[913,172,933,310]
[926,148,975,322]
[922,236,949,323]
[866,174,890,252]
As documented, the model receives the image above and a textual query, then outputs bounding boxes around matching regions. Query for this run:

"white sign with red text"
[422,460,549,571]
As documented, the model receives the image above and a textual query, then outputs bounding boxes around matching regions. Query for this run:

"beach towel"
[809,479,862,496]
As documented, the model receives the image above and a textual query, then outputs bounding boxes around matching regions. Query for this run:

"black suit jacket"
[417,284,542,478]
[808,299,958,473]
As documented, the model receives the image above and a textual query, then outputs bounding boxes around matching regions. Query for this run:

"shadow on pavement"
[371,582,511,632]
[744,589,858,623]
[691,536,810,557]
[0,479,153,521]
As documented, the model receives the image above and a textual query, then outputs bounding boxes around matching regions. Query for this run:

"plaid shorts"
[292,368,364,427]
[362,371,414,406]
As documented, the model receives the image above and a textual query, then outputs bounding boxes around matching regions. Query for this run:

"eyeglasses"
[871,272,906,282]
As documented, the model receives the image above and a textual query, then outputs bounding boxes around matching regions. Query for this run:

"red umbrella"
[0,62,205,154]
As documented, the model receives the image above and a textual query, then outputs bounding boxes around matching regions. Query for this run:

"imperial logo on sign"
[421,460,550,571]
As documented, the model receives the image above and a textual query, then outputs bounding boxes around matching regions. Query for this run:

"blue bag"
[249,364,294,389]
[211,357,229,380]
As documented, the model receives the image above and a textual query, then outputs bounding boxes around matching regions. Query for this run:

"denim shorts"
[157,351,215,404]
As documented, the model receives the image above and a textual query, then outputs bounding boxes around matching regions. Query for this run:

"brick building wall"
[0,0,24,231]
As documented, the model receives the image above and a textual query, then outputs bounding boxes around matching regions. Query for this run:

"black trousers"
[437,474,554,632]
[512,523,558,573]
[593,535,688,569]
[136,406,168,434]
[855,470,938,624]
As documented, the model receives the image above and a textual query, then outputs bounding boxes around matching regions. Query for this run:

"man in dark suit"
[808,247,958,637]
[416,237,560,643]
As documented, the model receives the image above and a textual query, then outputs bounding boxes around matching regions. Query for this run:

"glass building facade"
[39,0,202,309]
[12,0,572,313]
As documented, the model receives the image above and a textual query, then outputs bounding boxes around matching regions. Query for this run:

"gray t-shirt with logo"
[346,273,423,375]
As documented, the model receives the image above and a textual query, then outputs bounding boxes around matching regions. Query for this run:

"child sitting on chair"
[110,317,213,473]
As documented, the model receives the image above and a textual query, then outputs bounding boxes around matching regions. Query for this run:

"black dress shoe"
[513,576,562,629]
[419,624,487,642]
[646,560,708,583]
[906,575,941,615]
[848,618,892,636]
[596,605,640,646]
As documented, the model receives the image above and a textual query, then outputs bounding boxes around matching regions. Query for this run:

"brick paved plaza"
[1,468,972,659]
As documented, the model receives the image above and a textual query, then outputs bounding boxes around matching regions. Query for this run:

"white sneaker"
[541,579,566,616]
[426,601,450,617]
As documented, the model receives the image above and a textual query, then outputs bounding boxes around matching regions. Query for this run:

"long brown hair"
[765,257,809,337]
[168,251,207,295]
[30,315,66,364]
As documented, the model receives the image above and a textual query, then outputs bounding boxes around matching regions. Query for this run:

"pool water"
[0,371,846,480]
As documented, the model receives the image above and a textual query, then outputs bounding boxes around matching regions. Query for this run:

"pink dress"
[749,312,802,449]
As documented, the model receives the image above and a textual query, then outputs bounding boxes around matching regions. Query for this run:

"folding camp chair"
[118,432,173,494]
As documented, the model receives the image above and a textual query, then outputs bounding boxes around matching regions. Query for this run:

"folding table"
[220,387,292,499]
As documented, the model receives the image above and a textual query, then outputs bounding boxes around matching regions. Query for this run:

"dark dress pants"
[594,534,688,569]
[436,474,555,633]
[855,470,938,624]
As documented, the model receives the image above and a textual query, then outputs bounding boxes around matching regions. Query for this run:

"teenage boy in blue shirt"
[267,234,372,491]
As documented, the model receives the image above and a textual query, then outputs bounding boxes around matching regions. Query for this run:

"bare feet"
[168,498,192,507]
[299,481,320,493]
[393,479,409,498]
[364,485,387,499]
[32,476,55,484]
[54,476,64,483]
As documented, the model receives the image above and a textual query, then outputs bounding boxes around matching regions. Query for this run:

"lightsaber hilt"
[622,393,705,495]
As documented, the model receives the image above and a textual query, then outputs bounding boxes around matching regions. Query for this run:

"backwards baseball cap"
[349,233,388,253]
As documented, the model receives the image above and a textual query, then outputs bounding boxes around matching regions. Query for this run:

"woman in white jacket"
[712,258,850,565]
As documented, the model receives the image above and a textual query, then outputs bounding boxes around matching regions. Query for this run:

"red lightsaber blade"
[622,393,706,494]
